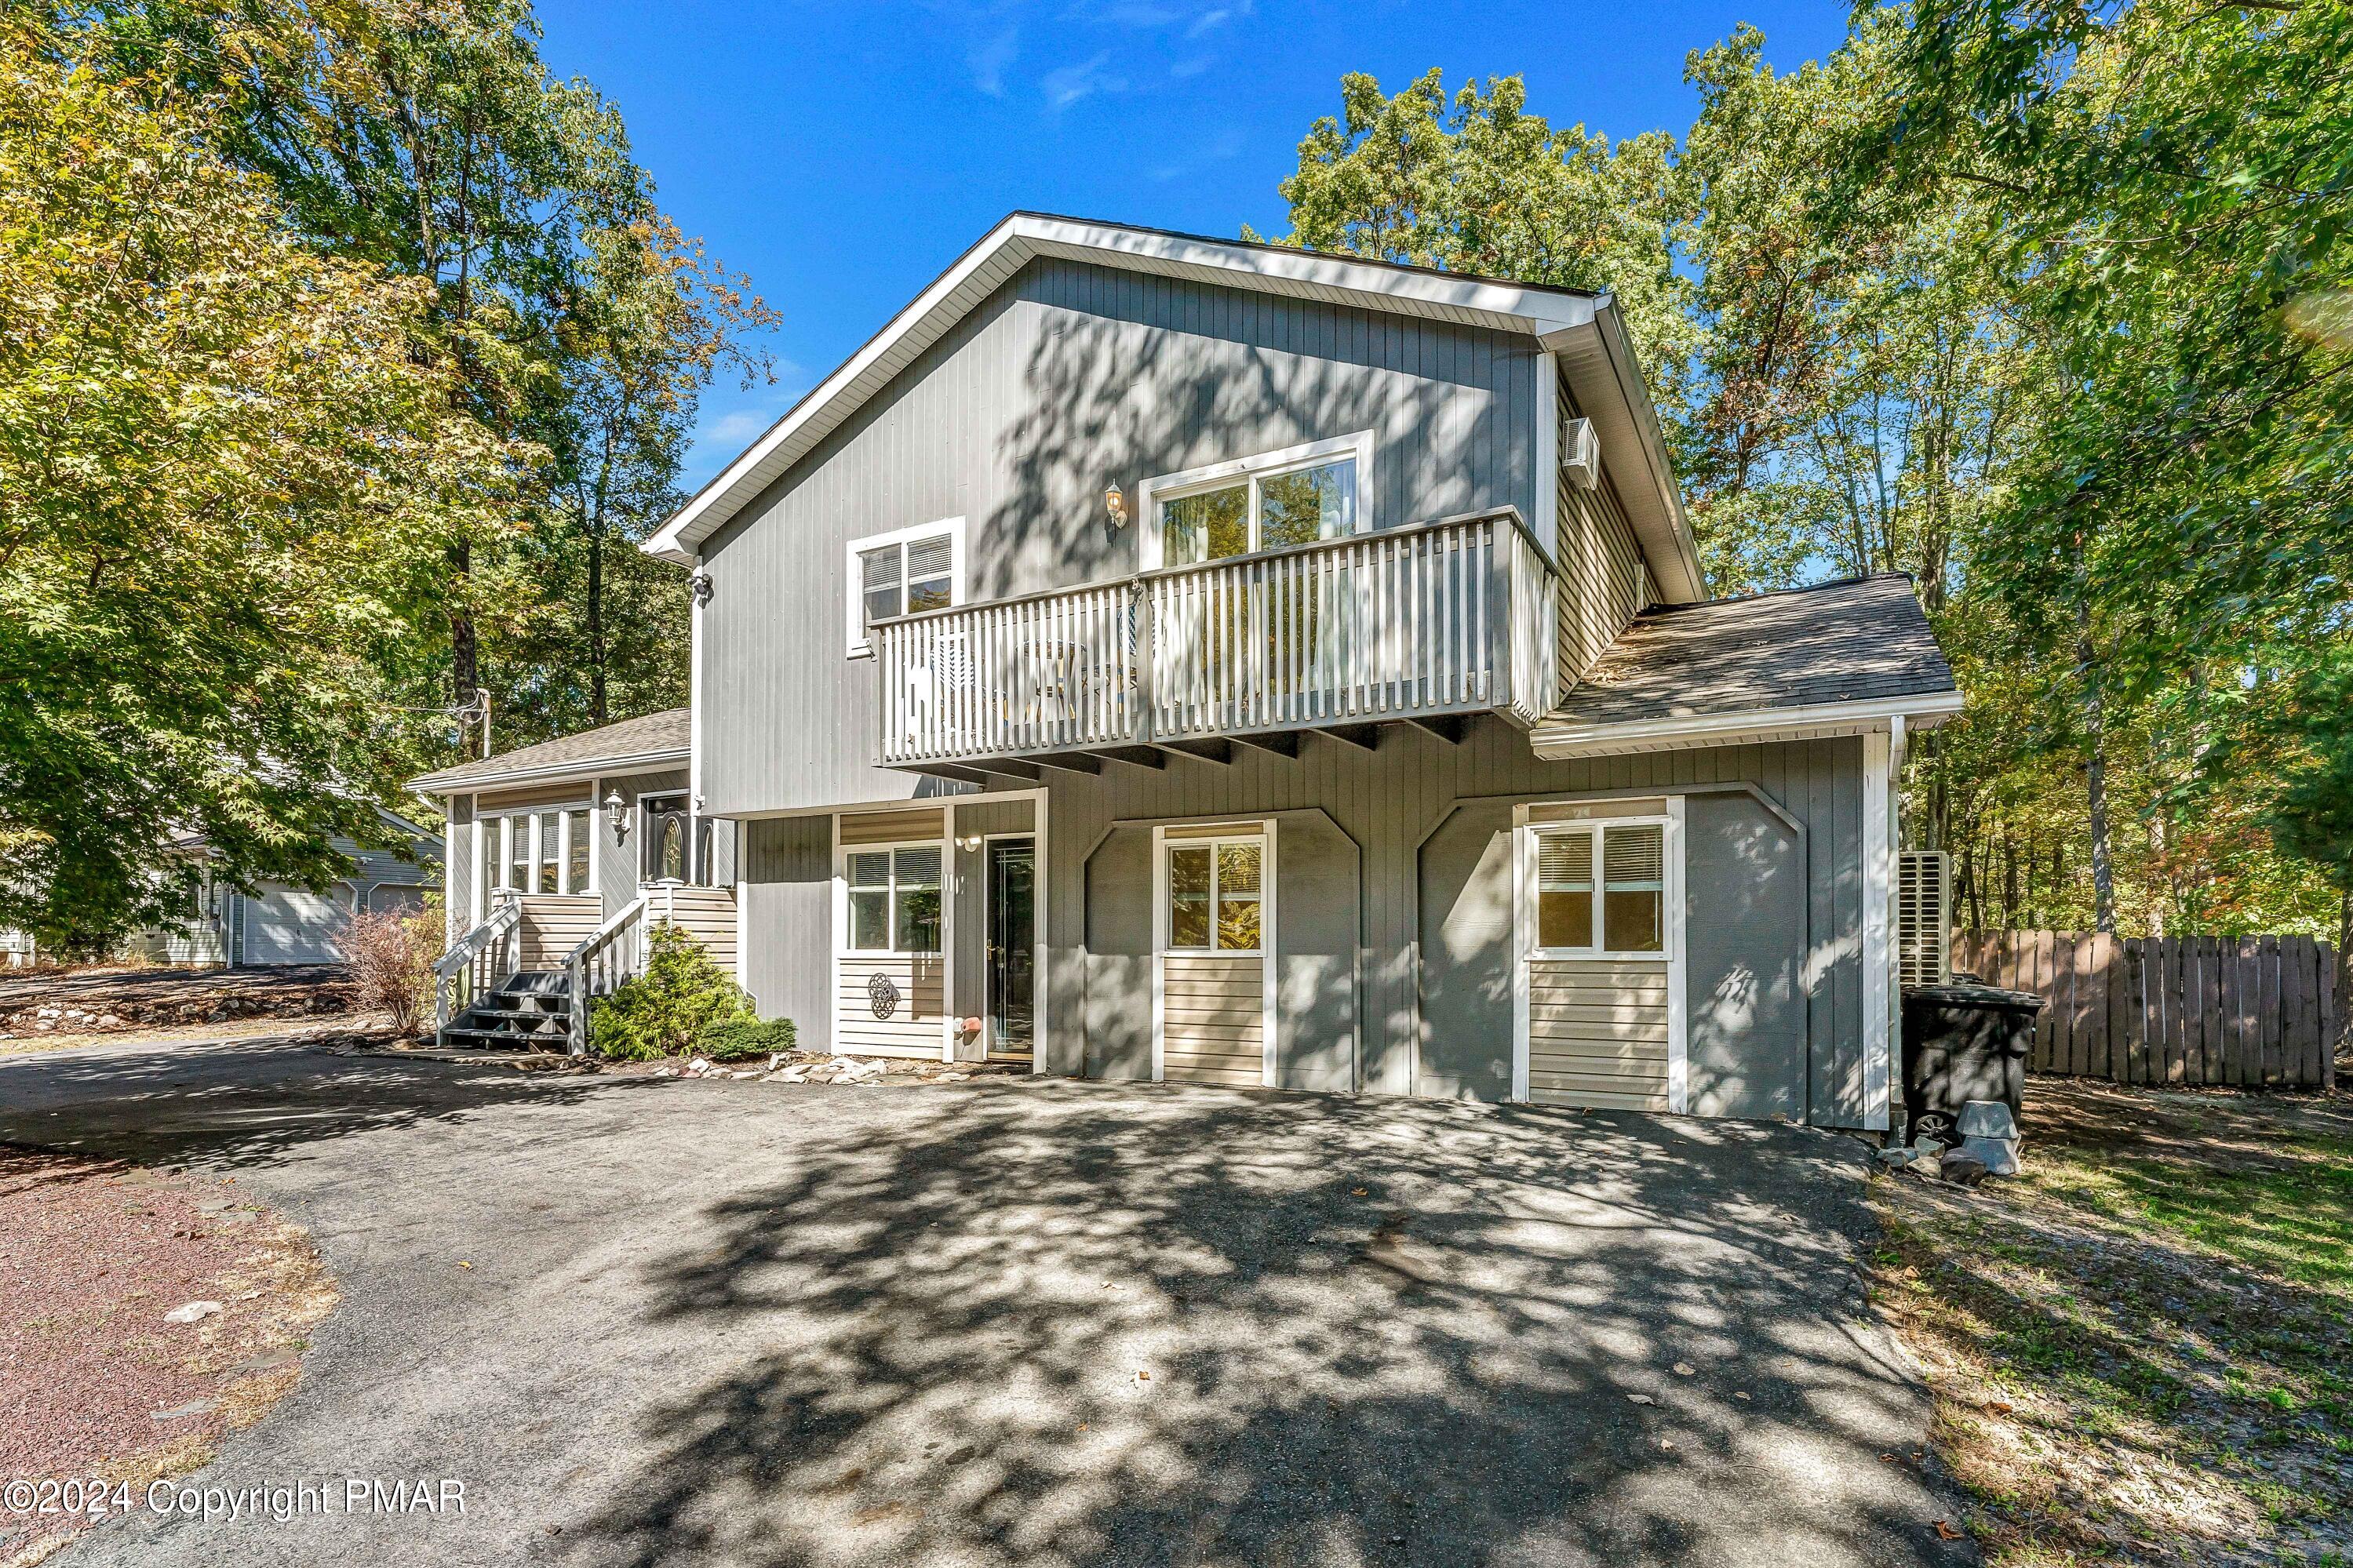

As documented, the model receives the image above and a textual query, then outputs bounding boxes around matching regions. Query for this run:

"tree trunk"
[2002,829,2018,929]
[2080,631,2117,934]
[586,524,607,727]
[449,539,478,710]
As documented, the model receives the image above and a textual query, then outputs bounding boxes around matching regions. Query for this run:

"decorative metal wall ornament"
[867,972,901,1020]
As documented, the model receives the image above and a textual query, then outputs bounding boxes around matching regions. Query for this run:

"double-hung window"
[845,844,942,955]
[1164,835,1263,954]
[1142,434,1369,569]
[846,518,963,657]
[1533,820,1666,955]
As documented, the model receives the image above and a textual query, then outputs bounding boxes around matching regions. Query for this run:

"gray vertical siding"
[741,815,834,1050]
[445,795,475,943]
[595,768,690,919]
[699,254,1542,816]
[1035,726,1873,1127]
[1554,372,1651,689]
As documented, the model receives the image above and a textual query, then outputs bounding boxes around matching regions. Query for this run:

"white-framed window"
[1532,819,1666,956]
[843,842,943,955]
[1137,432,1371,571]
[475,803,593,907]
[1162,834,1264,955]
[845,517,964,657]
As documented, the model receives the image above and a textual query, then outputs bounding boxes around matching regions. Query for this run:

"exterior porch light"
[605,788,629,844]
[1103,483,1128,533]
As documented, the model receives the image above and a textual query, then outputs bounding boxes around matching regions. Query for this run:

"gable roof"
[643,212,1705,599]
[407,708,690,795]
[1530,575,1961,755]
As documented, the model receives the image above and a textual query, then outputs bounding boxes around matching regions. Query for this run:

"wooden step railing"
[872,506,1558,767]
[563,897,647,1057]
[433,895,521,1046]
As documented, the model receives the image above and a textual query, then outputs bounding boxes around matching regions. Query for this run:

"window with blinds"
[849,522,961,653]
[845,842,943,954]
[1532,820,1666,954]
[1601,824,1664,952]
[1536,831,1594,949]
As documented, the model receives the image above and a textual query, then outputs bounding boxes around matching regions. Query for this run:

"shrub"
[344,897,443,1035]
[590,921,753,1060]
[698,1016,797,1060]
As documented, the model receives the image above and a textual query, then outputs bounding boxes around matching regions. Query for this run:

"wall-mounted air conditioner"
[1561,417,1600,490]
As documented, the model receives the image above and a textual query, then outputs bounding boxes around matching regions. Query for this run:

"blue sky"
[530,0,1851,489]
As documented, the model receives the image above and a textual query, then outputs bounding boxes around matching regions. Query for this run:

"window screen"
[894,846,942,954]
[847,850,891,951]
[903,536,955,615]
[1601,824,1665,953]
[859,545,901,628]
[1535,831,1595,950]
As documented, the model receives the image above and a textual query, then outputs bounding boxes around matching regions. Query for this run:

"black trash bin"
[1900,982,2043,1145]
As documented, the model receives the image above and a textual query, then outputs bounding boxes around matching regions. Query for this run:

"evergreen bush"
[698,1016,798,1060]
[589,922,752,1060]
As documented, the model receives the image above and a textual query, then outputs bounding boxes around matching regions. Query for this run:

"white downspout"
[689,557,708,885]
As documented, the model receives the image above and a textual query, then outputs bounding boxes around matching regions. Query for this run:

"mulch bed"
[0,966,352,1040]
[0,1148,337,1561]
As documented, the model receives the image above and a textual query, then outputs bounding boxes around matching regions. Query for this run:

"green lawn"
[1873,1079,2353,1566]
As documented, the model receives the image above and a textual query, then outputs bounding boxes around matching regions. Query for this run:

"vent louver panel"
[1897,850,1951,987]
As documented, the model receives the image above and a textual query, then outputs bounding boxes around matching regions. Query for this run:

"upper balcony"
[870,507,1560,777]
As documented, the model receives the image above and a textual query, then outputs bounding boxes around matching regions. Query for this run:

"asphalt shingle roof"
[410,708,689,793]
[1543,574,1957,729]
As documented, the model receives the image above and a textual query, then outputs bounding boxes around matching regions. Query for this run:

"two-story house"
[415,214,1961,1128]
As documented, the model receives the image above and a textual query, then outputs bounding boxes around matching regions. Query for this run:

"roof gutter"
[407,746,690,798]
[1531,689,1965,760]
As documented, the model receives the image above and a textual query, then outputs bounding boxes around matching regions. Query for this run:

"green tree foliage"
[1272,9,2350,944]
[589,921,754,1060]
[0,13,514,948]
[80,0,776,744]
[3,1,773,945]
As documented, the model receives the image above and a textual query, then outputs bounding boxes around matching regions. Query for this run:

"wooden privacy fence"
[1950,930,2338,1090]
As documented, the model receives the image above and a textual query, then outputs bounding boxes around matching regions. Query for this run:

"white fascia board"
[407,748,690,797]
[643,213,1602,566]
[1530,690,1965,759]
[1542,302,1706,602]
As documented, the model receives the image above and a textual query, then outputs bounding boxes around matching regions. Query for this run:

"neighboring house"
[116,809,443,967]
[417,214,1962,1128]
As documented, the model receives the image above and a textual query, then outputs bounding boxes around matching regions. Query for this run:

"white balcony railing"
[873,507,1557,769]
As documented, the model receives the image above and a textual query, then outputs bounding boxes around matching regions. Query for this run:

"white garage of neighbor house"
[116,809,444,968]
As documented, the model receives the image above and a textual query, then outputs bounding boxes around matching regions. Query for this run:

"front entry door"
[985,838,1035,1057]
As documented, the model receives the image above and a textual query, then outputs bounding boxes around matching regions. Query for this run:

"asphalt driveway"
[0,1036,1973,1568]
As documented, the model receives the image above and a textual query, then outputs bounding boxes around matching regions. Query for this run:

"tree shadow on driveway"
[0,1033,633,1173]
[578,1081,1976,1568]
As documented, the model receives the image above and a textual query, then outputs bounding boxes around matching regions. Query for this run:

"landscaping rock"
[1938,1152,1989,1188]
[1958,1134,2021,1177]
[1956,1100,2019,1141]
[163,1300,224,1324]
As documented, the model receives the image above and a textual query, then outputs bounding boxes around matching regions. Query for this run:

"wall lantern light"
[606,788,629,844]
[1103,484,1129,533]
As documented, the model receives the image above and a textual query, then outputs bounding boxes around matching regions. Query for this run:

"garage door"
[242,883,355,965]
